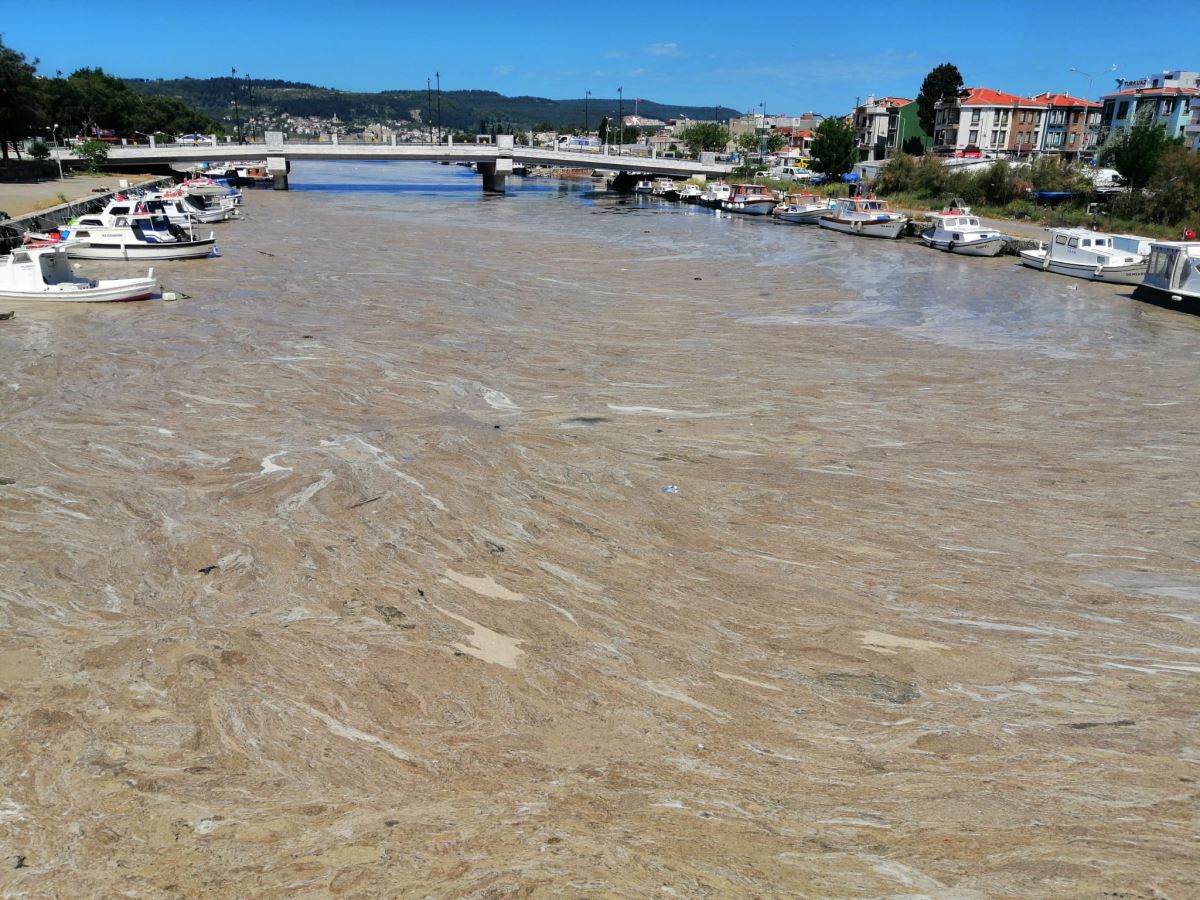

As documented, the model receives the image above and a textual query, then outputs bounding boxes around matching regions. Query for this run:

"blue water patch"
[291,182,481,193]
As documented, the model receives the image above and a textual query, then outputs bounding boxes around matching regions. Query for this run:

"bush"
[976,161,1016,205]
[71,139,109,172]
[28,140,50,160]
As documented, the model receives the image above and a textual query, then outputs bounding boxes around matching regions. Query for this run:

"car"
[175,134,208,145]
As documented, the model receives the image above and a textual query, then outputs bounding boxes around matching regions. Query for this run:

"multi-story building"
[1100,70,1200,141]
[1029,93,1103,159]
[852,95,929,161]
[1188,96,1200,151]
[934,88,1048,157]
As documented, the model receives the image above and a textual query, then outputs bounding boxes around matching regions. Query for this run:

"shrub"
[71,139,109,172]
[28,140,50,160]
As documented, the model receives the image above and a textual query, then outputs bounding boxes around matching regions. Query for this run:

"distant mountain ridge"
[124,77,740,132]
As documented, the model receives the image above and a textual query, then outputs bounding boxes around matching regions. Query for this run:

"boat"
[721,183,778,216]
[63,213,218,261]
[633,179,654,194]
[919,210,1008,256]
[818,197,908,238]
[650,177,678,197]
[0,243,156,302]
[1018,228,1150,284]
[1132,241,1200,313]
[773,193,835,225]
[699,182,731,208]
[677,183,703,203]
[101,195,231,227]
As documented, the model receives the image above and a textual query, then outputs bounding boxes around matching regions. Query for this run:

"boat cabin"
[835,198,895,217]
[1,246,90,290]
[1142,242,1200,296]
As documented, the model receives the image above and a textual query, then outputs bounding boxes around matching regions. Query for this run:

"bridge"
[51,133,734,193]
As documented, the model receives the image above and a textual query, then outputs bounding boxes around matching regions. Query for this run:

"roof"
[959,87,1047,107]
[1100,86,1200,99]
[875,97,912,108]
[1030,92,1103,109]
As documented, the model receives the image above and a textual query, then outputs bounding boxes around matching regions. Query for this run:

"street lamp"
[436,71,442,143]
[617,87,623,151]
[1069,64,1117,98]
[48,124,63,181]
[585,90,590,134]
[231,67,243,144]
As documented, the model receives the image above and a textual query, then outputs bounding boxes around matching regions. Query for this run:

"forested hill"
[125,77,740,131]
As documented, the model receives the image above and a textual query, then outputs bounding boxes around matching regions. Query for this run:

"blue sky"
[3,1,1193,113]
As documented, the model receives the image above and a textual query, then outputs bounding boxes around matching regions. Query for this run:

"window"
[971,109,980,124]
[1082,239,1091,246]
[969,129,979,144]
[998,130,1007,145]
[1068,237,1078,247]
[1117,101,1129,119]
[1068,132,1076,144]
[1056,235,1068,245]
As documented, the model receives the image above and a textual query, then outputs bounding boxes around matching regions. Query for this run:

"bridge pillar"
[268,156,291,191]
[477,158,513,193]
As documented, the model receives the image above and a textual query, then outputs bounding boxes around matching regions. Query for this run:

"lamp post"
[617,87,623,152]
[436,71,442,143]
[1069,64,1117,98]
[49,124,63,181]
[584,90,590,134]
[231,67,242,144]
[427,78,433,143]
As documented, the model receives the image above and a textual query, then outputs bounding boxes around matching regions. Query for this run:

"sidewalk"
[0,173,160,218]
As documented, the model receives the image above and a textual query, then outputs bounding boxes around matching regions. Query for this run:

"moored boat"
[920,210,1008,257]
[1018,228,1149,284]
[633,179,654,194]
[818,197,908,238]
[64,213,218,261]
[699,182,731,208]
[773,193,835,225]
[721,183,778,216]
[677,183,703,203]
[1132,241,1200,312]
[0,243,157,302]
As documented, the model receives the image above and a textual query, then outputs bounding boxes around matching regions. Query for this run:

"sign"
[1116,78,1149,89]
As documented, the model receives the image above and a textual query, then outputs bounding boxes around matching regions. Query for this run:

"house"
[1028,93,1103,159]
[1189,96,1200,151]
[852,95,929,160]
[934,88,1049,158]
[1100,71,1200,142]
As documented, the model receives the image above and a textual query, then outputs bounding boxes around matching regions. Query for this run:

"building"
[1029,93,1103,159]
[727,113,823,141]
[1189,96,1200,151]
[1100,70,1200,142]
[852,95,929,161]
[934,88,1051,158]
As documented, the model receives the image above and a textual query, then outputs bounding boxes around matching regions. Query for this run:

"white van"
[779,166,814,182]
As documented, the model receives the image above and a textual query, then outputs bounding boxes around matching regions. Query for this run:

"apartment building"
[1029,93,1103,159]
[1189,96,1200,151]
[1100,70,1200,141]
[852,95,929,161]
[933,88,1047,157]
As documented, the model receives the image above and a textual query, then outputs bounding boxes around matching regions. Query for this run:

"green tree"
[915,63,964,137]
[677,122,728,154]
[766,130,788,153]
[1100,111,1181,190]
[735,131,759,155]
[1145,145,1200,227]
[71,138,109,172]
[0,36,43,161]
[810,117,857,181]
[28,139,49,160]
[901,135,925,156]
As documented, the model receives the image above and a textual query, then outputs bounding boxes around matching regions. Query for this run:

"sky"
[4,1,1196,114]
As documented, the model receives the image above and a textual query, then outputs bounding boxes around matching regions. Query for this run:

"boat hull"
[0,278,157,303]
[921,232,1007,257]
[1019,251,1148,284]
[774,207,828,225]
[819,216,906,239]
[67,239,217,261]
[722,199,776,216]
[1132,282,1200,314]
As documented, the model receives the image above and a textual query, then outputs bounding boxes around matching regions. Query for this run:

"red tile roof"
[1030,92,1103,109]
[960,87,1047,107]
[876,97,912,108]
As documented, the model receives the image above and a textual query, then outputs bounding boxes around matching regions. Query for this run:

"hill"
[125,77,740,133]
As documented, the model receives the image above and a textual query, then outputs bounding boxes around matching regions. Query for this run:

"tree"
[1146,145,1200,227]
[677,122,728,154]
[0,36,42,162]
[766,131,788,153]
[28,139,49,160]
[809,117,857,181]
[901,135,925,156]
[915,63,964,137]
[735,131,759,155]
[72,139,109,172]
[1100,111,1181,190]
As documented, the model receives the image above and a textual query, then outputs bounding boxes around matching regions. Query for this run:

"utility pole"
[231,67,242,144]
[585,90,590,134]
[426,78,432,143]
[436,72,442,142]
[617,87,623,150]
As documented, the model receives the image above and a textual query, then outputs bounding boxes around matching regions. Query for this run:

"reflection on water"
[284,160,1200,358]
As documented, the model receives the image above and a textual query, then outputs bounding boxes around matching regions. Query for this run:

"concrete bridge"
[52,133,734,193]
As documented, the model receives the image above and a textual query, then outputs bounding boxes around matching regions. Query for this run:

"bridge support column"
[477,158,513,193]
[268,156,290,191]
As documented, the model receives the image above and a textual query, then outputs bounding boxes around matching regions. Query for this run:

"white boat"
[920,210,1008,257]
[100,195,230,227]
[721,183,778,216]
[633,179,654,194]
[699,182,731,208]
[1018,228,1149,284]
[773,193,835,225]
[676,183,703,203]
[63,213,217,261]
[0,243,156,302]
[1133,241,1200,312]
[650,177,678,196]
[818,197,908,238]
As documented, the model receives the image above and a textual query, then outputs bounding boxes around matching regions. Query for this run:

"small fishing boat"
[920,210,1008,256]
[818,197,908,238]
[0,243,156,302]
[64,213,217,261]
[773,193,835,225]
[1018,228,1149,284]
[699,182,731,208]
[1133,241,1200,312]
[677,183,703,203]
[721,183,778,216]
[651,177,678,197]
[633,179,654,194]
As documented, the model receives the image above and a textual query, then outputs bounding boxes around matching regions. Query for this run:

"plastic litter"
[661,484,680,494]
